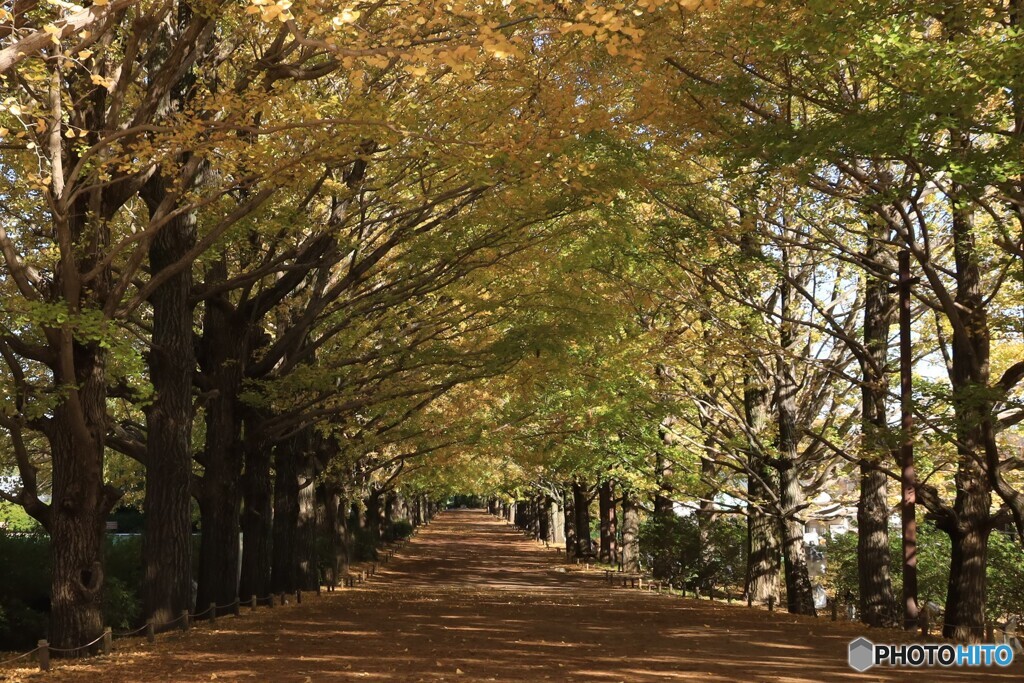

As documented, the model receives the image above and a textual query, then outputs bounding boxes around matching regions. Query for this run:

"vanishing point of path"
[14,510,1023,683]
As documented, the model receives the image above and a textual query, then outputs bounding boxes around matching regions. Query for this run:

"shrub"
[637,513,748,592]
[388,520,414,541]
[821,521,1024,620]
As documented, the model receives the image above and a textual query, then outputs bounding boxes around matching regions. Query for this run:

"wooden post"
[279,592,286,606]
[830,599,838,622]
[250,595,257,610]
[181,609,190,631]
[268,594,274,609]
[233,599,241,617]
[920,608,930,637]
[295,589,302,604]
[37,640,50,672]
[209,602,217,623]
[747,594,753,608]
[102,627,112,655]
[146,621,155,643]
[986,621,995,642]
[768,596,775,612]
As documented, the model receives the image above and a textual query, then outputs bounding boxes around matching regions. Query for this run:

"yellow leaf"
[77,49,93,60]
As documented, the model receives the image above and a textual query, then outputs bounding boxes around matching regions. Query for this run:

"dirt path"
[5,510,1022,682]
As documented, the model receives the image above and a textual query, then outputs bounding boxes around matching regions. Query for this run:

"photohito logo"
[848,637,1015,672]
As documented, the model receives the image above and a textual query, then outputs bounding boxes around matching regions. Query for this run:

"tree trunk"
[858,224,897,627]
[195,475,241,609]
[296,466,319,591]
[239,421,273,601]
[46,359,119,649]
[621,494,640,573]
[776,275,816,617]
[598,481,617,564]
[549,497,565,545]
[572,482,592,557]
[744,371,779,605]
[271,439,302,594]
[652,454,674,581]
[321,488,344,589]
[366,490,383,541]
[538,495,550,542]
[194,271,246,609]
[563,487,577,559]
[942,173,995,642]
[141,188,196,628]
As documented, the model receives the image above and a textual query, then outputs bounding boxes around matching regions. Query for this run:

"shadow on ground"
[9,510,1021,682]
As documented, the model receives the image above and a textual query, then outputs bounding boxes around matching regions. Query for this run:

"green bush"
[0,532,146,649]
[0,532,51,650]
[822,522,1024,620]
[987,530,1024,621]
[388,520,414,541]
[637,513,747,592]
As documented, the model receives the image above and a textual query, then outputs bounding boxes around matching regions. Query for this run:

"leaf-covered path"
[17,510,1023,682]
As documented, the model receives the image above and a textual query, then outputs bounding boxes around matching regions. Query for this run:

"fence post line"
[146,621,155,643]
[250,595,257,610]
[181,609,190,632]
[37,639,50,672]
[233,598,241,617]
[102,627,112,655]
[279,592,286,606]
[209,602,217,623]
[768,596,775,612]
[295,589,302,605]
[831,599,838,622]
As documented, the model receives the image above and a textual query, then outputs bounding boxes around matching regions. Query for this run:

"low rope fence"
[0,522,429,674]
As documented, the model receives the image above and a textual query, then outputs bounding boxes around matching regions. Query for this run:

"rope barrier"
[47,631,107,655]
[112,622,151,638]
[215,599,240,610]
[0,646,42,666]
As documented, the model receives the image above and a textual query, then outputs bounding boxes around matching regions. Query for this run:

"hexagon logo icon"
[848,637,875,672]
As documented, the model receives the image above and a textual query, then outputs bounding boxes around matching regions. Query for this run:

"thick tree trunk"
[537,495,550,542]
[366,491,383,540]
[321,488,344,589]
[598,481,617,564]
[858,226,897,627]
[563,487,577,559]
[549,497,565,545]
[621,494,640,573]
[271,440,301,594]
[572,482,592,557]
[744,372,779,605]
[194,274,246,609]
[296,467,319,591]
[776,276,816,617]
[943,505,990,642]
[141,194,196,628]
[940,175,995,642]
[46,363,119,649]
[652,454,674,581]
[195,476,241,610]
[239,425,273,601]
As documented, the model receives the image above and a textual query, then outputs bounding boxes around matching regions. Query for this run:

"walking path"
[9,510,1022,682]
